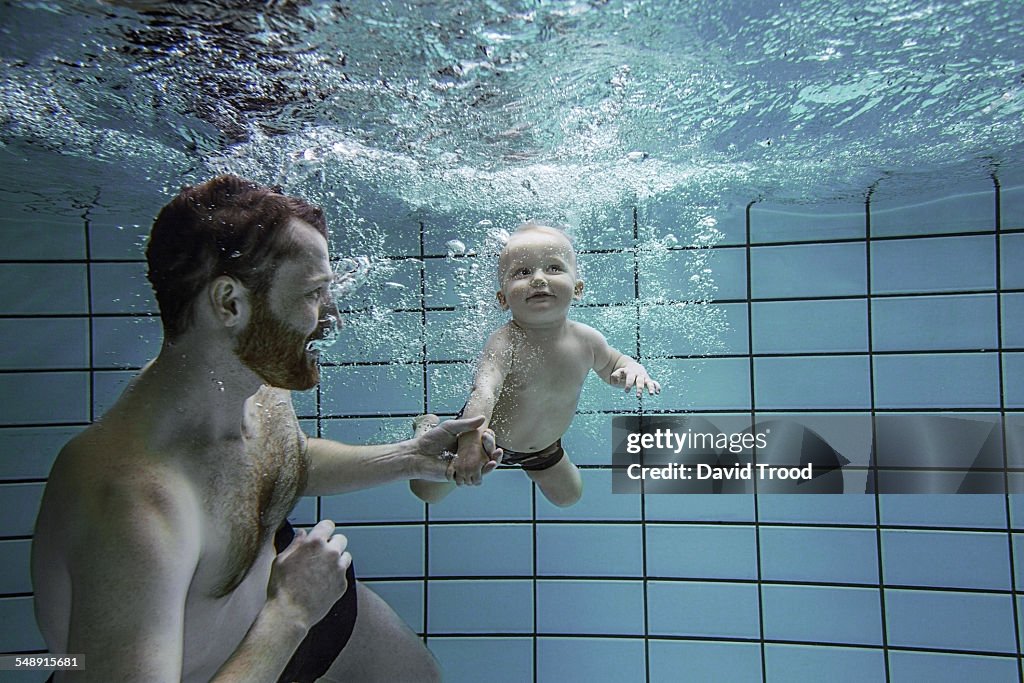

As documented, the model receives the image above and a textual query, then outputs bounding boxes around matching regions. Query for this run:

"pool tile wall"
[1,174,1021,682]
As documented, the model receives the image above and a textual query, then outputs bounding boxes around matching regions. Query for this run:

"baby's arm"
[410,326,514,502]
[580,323,661,397]
[452,327,514,486]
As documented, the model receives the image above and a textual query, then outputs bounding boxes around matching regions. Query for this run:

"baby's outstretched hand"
[611,363,661,398]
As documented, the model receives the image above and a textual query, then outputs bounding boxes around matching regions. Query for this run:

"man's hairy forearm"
[304,437,443,496]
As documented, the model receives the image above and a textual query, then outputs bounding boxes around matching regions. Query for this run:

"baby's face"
[497,230,583,325]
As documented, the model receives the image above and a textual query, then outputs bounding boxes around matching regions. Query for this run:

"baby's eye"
[546,264,563,273]
[516,267,532,277]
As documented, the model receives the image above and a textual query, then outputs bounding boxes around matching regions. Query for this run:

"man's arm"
[304,415,500,497]
[581,323,661,397]
[64,478,201,682]
[64,476,343,683]
[214,520,351,682]
[304,437,430,497]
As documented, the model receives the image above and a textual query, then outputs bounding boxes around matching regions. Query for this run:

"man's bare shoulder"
[253,384,294,404]
[43,423,201,542]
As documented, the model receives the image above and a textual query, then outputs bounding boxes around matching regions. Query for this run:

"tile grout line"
[745,199,769,683]
[418,220,432,643]
[633,206,651,683]
[865,186,893,683]
[992,176,1024,678]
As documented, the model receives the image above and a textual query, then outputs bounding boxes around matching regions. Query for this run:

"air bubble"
[331,256,372,300]
[306,313,340,353]
[446,239,466,256]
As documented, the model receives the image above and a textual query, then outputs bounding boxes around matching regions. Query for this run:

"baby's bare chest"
[511,338,591,387]
[491,343,589,450]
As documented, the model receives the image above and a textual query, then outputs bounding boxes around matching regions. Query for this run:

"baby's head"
[496,221,584,323]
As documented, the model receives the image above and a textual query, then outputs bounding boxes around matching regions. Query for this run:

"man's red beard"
[235,293,320,391]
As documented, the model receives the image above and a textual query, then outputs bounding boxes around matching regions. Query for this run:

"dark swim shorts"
[275,521,358,683]
[500,439,566,471]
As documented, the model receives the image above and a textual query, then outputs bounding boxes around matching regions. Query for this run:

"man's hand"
[267,519,351,628]
[413,415,503,482]
[610,362,662,398]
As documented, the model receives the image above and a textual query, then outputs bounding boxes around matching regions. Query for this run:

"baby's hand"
[453,432,490,486]
[611,362,661,398]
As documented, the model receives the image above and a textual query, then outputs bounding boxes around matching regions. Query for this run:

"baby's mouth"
[527,291,554,300]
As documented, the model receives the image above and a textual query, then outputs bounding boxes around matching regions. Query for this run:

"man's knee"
[326,583,440,682]
[418,648,443,683]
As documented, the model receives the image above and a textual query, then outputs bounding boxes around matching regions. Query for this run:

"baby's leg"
[526,454,583,507]
[413,413,440,435]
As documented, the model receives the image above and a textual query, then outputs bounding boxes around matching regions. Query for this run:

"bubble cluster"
[330,256,373,302]
[3,0,1022,415]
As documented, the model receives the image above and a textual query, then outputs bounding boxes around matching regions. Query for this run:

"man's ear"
[574,280,584,300]
[496,290,509,310]
[208,275,250,329]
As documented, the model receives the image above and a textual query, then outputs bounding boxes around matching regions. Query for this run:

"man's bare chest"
[203,390,308,597]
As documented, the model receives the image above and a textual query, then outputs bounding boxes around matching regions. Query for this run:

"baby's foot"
[413,413,440,436]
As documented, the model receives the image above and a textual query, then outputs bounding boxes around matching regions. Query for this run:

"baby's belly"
[492,401,578,453]
[181,548,274,682]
